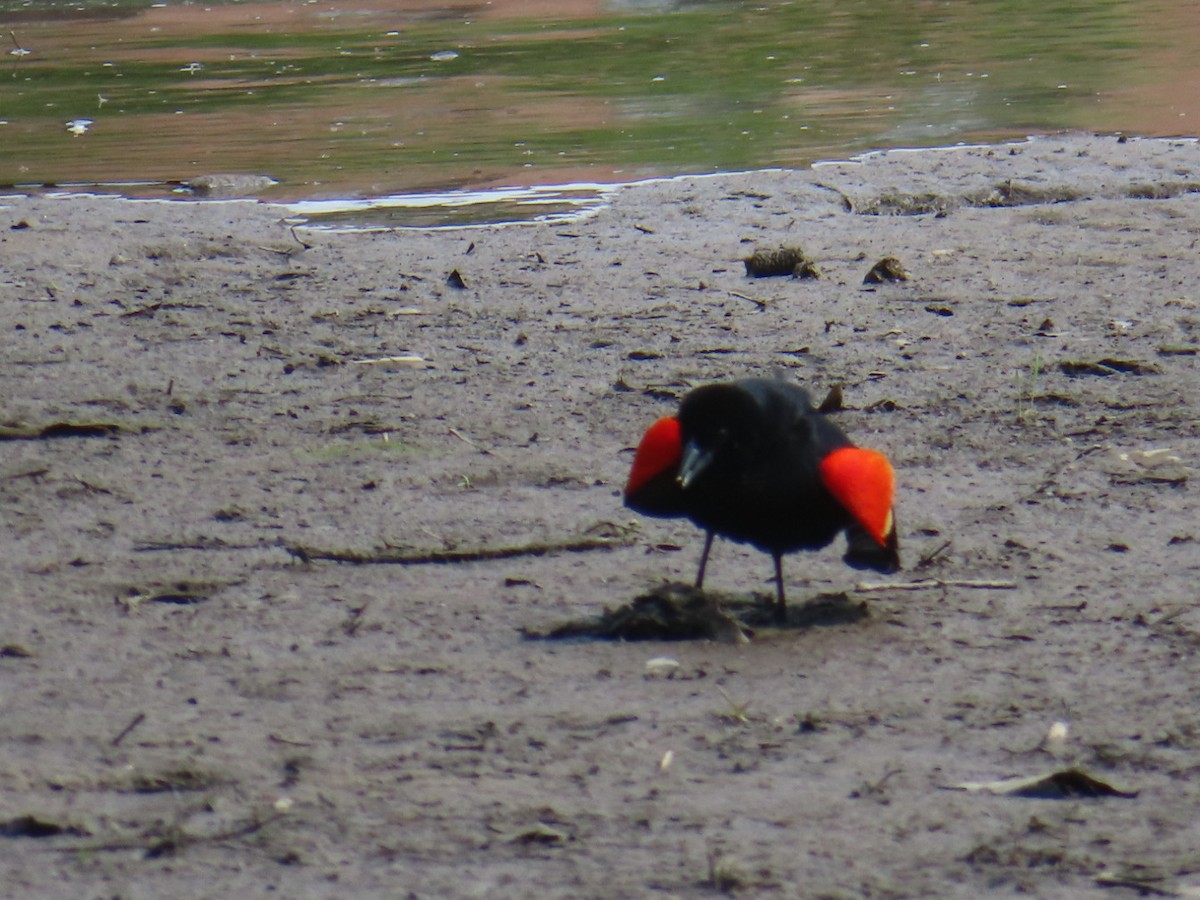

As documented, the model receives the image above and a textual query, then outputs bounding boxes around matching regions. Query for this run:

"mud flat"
[2,134,1199,897]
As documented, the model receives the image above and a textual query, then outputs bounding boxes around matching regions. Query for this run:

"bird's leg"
[772,553,787,622]
[694,531,715,590]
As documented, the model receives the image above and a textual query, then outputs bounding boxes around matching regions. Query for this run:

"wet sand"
[2,134,1199,897]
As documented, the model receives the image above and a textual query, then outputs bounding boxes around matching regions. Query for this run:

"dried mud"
[2,135,1200,898]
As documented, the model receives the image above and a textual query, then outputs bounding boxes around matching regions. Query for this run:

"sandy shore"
[2,134,1200,897]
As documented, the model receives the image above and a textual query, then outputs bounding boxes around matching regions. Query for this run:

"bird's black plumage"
[625,378,899,617]
[675,379,855,554]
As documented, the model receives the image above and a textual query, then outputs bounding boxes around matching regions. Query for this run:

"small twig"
[347,355,428,367]
[715,686,752,723]
[268,733,313,747]
[812,180,854,213]
[3,467,49,481]
[111,712,146,747]
[133,537,257,552]
[1149,606,1190,627]
[71,477,113,495]
[727,290,769,309]
[852,767,903,798]
[448,427,490,454]
[1093,871,1176,896]
[60,810,286,857]
[284,534,633,566]
[416,527,447,546]
[915,539,952,569]
[208,812,286,844]
[289,225,312,250]
[855,578,1018,592]
[257,226,314,256]
[119,301,162,318]
[118,301,204,318]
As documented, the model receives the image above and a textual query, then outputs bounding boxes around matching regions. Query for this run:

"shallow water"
[2,0,1199,217]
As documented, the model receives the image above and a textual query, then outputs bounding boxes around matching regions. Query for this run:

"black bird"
[624,378,899,618]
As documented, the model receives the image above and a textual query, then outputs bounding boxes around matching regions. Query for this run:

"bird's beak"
[677,440,713,490]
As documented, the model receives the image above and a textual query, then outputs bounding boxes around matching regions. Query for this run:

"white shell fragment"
[644,656,680,678]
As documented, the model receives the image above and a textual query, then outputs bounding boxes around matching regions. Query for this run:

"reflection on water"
[1,0,1199,219]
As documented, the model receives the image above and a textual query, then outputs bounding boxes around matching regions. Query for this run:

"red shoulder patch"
[819,446,895,546]
[625,417,683,500]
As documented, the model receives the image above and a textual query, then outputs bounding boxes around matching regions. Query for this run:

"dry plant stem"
[255,225,311,255]
[855,578,1018,592]
[133,538,264,551]
[448,427,490,453]
[916,539,953,568]
[110,712,146,747]
[59,810,287,856]
[285,535,633,566]
[3,467,49,481]
[727,290,769,309]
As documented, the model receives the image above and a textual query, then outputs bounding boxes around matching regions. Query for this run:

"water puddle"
[0,177,614,226]
[285,182,617,230]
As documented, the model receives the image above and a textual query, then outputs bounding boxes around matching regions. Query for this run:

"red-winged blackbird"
[625,378,899,618]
